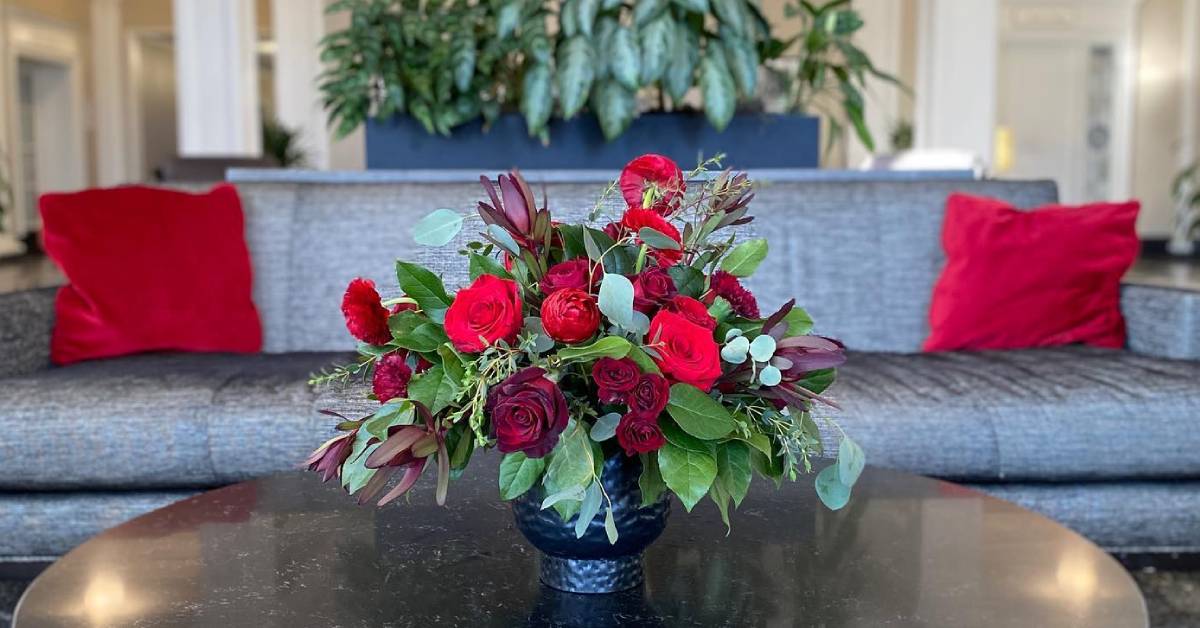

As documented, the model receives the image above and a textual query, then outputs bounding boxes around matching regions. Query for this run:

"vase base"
[539,554,644,594]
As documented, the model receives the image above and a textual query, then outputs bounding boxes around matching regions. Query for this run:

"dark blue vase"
[512,454,670,594]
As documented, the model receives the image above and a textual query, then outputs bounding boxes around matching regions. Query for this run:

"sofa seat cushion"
[819,346,1200,481]
[0,352,348,490]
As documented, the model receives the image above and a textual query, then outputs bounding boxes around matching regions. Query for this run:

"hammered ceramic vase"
[512,454,671,594]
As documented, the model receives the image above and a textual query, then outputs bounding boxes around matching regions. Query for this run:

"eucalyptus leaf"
[837,436,866,486]
[604,508,619,544]
[590,413,622,441]
[412,208,464,246]
[815,463,851,510]
[759,365,782,386]
[749,334,777,362]
[575,481,603,538]
[721,335,749,364]
[486,224,521,256]
[598,273,636,329]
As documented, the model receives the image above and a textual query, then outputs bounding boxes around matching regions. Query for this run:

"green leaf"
[739,431,773,457]
[341,433,379,494]
[524,317,556,354]
[406,364,458,414]
[499,452,546,500]
[626,345,662,374]
[709,479,731,531]
[664,22,699,102]
[700,44,736,131]
[557,36,595,118]
[521,63,553,138]
[590,412,622,441]
[719,238,768,276]
[639,453,668,506]
[638,227,682,250]
[593,80,636,141]
[632,0,667,26]
[557,224,588,259]
[751,447,784,483]
[438,343,467,383]
[658,440,717,511]
[497,0,521,38]
[544,421,595,498]
[604,508,619,544]
[364,400,415,441]
[468,253,513,281]
[796,368,835,394]
[395,261,453,316]
[542,485,586,510]
[388,311,451,352]
[486,224,520,256]
[784,307,815,336]
[716,440,752,507]
[666,383,736,440]
[815,463,851,510]
[608,26,641,90]
[557,336,633,363]
[451,29,476,92]
[668,265,705,298]
[837,436,865,486]
[412,208,464,246]
[639,14,674,84]
[711,0,746,35]
[598,273,636,329]
[575,481,603,538]
[577,0,600,37]
[720,27,758,96]
[671,0,708,13]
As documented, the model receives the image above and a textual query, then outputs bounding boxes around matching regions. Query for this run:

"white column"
[271,0,330,169]
[172,0,261,157]
[847,0,906,166]
[91,0,131,186]
[914,0,998,168]
[1182,0,1199,170]
[323,3,365,170]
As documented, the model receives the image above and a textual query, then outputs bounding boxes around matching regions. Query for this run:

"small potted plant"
[306,153,864,594]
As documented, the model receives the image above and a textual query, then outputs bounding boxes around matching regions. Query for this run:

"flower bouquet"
[307,154,862,593]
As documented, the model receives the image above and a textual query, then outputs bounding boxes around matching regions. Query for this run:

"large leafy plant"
[319,0,769,142]
[307,153,864,540]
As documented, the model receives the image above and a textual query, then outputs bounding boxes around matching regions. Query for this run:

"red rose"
[444,274,524,353]
[705,270,760,318]
[648,310,722,391]
[621,209,683,266]
[632,267,678,314]
[664,295,716,330]
[619,154,685,216]
[616,414,667,456]
[627,373,669,418]
[341,278,392,345]
[540,288,601,344]
[486,367,569,458]
[592,357,641,403]
[372,352,413,403]
[542,258,600,295]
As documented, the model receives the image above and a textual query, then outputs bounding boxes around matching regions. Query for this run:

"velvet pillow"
[40,184,262,365]
[923,193,1139,352]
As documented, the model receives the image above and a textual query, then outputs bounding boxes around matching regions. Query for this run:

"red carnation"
[540,288,601,344]
[616,414,667,456]
[627,373,670,418]
[706,270,760,319]
[542,258,600,295]
[592,357,641,403]
[486,367,570,458]
[372,353,413,403]
[619,154,685,216]
[444,274,524,353]
[632,267,678,314]
[621,209,683,266]
[664,295,716,330]
[648,310,722,392]
[342,278,392,345]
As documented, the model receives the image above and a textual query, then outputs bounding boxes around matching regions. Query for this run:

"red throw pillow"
[40,184,262,365]
[923,194,1139,352]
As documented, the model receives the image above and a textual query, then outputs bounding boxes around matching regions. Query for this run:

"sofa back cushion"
[233,175,1057,353]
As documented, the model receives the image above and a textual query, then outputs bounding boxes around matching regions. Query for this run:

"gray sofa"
[2,171,1198,564]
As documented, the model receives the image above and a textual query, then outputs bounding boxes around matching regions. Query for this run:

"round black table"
[14,460,1147,627]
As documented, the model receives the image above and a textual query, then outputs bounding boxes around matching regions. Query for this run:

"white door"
[17,57,85,232]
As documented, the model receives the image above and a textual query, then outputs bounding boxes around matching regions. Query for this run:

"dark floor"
[0,568,1198,626]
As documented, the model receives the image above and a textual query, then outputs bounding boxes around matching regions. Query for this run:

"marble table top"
[14,459,1147,627]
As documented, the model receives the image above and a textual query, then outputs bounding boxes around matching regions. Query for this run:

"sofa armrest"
[0,288,56,377]
[1121,283,1200,360]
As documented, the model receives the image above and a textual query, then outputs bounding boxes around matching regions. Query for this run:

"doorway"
[15,57,85,240]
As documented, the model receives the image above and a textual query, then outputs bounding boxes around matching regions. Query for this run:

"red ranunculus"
[342,278,392,345]
[540,288,601,344]
[542,258,600,295]
[663,295,716,330]
[621,209,683,266]
[372,352,413,403]
[616,414,667,456]
[619,154,685,216]
[648,310,722,392]
[632,267,678,313]
[627,373,669,418]
[444,274,524,353]
[486,367,569,458]
[592,357,641,403]
[706,270,760,318]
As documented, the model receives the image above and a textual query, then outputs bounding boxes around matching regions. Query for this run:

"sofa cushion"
[819,346,1200,481]
[0,352,347,490]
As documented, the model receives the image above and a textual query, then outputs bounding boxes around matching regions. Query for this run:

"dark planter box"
[365,112,819,170]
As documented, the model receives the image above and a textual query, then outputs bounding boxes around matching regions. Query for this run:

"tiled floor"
[2,252,1198,294]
